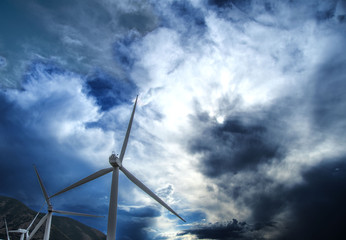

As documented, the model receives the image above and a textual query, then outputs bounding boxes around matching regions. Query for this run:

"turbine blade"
[120,166,186,222]
[27,213,48,240]
[26,202,46,231]
[9,230,26,233]
[107,167,119,240]
[50,167,113,198]
[119,95,138,163]
[52,210,104,218]
[34,165,51,206]
[4,218,10,240]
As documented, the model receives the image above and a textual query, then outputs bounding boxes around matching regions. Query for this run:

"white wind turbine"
[8,204,44,240]
[28,166,103,240]
[50,95,185,240]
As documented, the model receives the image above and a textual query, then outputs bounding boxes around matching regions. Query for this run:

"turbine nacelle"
[47,205,53,212]
[109,153,122,168]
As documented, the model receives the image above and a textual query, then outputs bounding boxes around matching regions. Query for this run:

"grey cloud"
[118,11,158,33]
[0,0,158,89]
[311,49,346,133]
[187,99,291,177]
[178,219,271,240]
[249,157,346,240]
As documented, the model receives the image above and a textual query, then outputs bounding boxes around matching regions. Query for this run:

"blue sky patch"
[85,71,137,111]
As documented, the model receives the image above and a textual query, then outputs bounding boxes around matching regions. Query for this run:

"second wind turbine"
[50,95,185,240]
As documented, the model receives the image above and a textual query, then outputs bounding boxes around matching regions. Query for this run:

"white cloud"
[5,65,115,167]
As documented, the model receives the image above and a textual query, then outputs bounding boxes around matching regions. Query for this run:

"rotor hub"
[109,153,121,167]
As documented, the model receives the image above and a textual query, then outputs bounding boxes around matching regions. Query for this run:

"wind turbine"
[8,204,44,240]
[50,95,185,240]
[28,166,103,240]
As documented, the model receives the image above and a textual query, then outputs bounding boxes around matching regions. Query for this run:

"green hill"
[0,196,106,240]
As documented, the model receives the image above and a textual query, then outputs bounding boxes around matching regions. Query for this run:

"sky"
[1,0,346,239]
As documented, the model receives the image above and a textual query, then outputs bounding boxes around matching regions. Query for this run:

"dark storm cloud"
[278,157,346,240]
[178,219,271,240]
[252,157,346,240]
[188,100,291,177]
[180,156,346,240]
[245,183,286,224]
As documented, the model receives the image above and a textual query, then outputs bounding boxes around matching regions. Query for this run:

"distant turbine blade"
[52,210,104,218]
[9,230,26,233]
[27,202,46,231]
[34,165,51,206]
[27,213,49,240]
[119,95,138,163]
[107,167,119,240]
[120,166,186,222]
[50,167,113,198]
[4,218,10,240]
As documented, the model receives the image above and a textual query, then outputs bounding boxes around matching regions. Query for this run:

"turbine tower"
[50,95,185,240]
[28,166,103,240]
